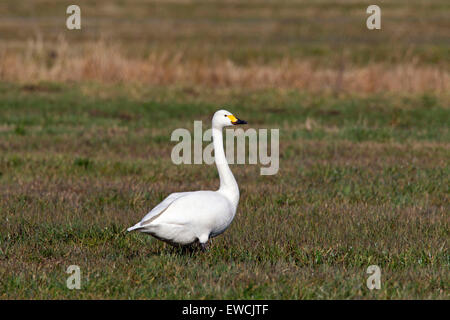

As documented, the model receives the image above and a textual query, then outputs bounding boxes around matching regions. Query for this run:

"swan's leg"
[198,234,209,252]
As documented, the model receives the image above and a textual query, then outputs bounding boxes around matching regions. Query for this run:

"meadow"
[0,0,449,299]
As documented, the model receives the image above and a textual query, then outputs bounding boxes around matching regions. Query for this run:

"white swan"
[127,110,247,249]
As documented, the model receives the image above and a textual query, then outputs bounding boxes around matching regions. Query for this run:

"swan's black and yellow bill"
[227,114,247,125]
[233,118,247,125]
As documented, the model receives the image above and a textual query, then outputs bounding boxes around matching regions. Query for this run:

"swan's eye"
[224,115,227,117]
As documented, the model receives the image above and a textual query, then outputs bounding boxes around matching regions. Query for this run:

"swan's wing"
[138,192,192,225]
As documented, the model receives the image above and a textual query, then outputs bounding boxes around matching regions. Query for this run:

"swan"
[127,110,247,249]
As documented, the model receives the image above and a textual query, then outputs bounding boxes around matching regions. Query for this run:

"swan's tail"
[127,223,144,232]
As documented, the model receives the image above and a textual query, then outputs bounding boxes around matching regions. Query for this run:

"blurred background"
[0,0,448,93]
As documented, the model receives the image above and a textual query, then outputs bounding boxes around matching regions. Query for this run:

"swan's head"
[213,109,247,128]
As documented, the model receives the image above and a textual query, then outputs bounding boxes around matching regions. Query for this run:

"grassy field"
[0,83,448,299]
[0,0,449,299]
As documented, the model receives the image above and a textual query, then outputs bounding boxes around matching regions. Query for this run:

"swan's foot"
[200,242,209,252]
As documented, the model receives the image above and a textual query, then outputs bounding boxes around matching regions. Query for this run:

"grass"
[0,0,449,93]
[0,83,448,299]
[2,0,449,64]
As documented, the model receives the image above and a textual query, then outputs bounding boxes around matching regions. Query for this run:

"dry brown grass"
[1,38,448,94]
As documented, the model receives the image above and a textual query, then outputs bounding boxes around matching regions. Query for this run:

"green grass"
[0,82,448,299]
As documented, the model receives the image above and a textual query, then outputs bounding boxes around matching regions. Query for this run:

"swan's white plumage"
[127,110,246,247]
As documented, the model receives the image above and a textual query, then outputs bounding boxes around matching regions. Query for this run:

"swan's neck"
[212,126,239,207]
